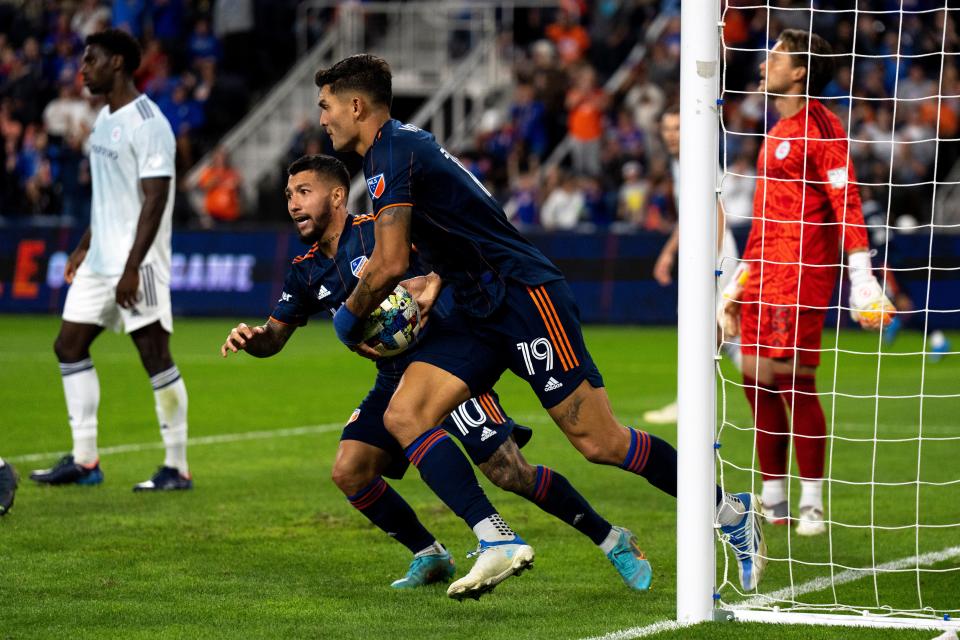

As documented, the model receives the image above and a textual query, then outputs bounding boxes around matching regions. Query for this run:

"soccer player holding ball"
[719,30,895,536]
[316,54,767,598]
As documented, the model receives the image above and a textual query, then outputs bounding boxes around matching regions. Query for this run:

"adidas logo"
[480,426,496,442]
[544,377,563,392]
[317,285,331,300]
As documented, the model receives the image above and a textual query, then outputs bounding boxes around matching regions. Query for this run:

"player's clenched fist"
[221,322,266,357]
[849,279,896,331]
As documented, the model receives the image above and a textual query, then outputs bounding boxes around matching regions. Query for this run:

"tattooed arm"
[220,318,296,358]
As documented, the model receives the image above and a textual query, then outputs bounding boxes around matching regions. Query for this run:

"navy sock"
[529,465,612,545]
[347,477,435,554]
[405,427,496,528]
[620,429,678,498]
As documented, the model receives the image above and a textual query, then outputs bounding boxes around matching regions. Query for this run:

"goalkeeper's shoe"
[0,460,18,516]
[643,401,678,425]
[761,500,789,526]
[133,466,192,492]
[447,537,534,600]
[719,493,767,591]
[606,527,652,591]
[30,455,103,486]
[391,550,455,589]
[796,506,826,536]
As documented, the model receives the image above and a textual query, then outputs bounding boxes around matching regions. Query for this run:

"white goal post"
[678,1,960,632]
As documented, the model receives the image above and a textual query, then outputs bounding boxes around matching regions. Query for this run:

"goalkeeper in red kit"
[719,29,895,536]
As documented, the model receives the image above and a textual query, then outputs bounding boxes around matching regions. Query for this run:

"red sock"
[744,375,790,480]
[774,373,826,479]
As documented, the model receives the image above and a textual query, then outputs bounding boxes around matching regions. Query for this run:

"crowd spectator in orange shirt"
[197,146,242,224]
[545,9,590,67]
[566,64,608,177]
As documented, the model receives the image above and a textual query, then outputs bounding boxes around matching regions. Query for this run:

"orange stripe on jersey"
[536,287,579,368]
[479,394,504,424]
[373,203,413,219]
[267,315,291,326]
[292,242,319,264]
[484,394,506,423]
[526,287,573,371]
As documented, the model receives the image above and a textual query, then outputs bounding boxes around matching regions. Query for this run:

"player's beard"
[295,200,332,244]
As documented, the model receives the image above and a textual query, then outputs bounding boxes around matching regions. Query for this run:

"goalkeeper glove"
[717,262,749,338]
[847,251,896,331]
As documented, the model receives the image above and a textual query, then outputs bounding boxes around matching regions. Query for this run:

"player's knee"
[137,347,173,375]
[53,334,83,363]
[574,437,618,466]
[331,462,374,496]
[382,404,419,440]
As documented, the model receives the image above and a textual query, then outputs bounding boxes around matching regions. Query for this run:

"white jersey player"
[31,29,192,492]
[644,106,743,425]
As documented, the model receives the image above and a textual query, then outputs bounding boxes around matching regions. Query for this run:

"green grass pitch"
[1,315,956,639]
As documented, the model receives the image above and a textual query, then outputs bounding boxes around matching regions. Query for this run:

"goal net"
[711,1,960,630]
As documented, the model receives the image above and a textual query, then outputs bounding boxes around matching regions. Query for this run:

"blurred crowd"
[4,0,959,233]
[0,0,300,223]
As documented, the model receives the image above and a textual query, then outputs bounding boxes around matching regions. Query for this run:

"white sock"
[597,526,620,554]
[60,359,99,465]
[151,366,189,474]
[716,492,747,526]
[0,457,5,468]
[799,479,823,511]
[413,541,445,558]
[472,513,516,542]
[762,479,787,507]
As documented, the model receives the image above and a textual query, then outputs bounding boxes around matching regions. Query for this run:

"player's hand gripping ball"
[361,285,422,356]
[849,279,896,331]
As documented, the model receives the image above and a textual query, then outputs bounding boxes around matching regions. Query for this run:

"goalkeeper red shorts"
[739,299,826,366]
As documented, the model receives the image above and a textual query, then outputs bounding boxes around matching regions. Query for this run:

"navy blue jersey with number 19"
[363,119,563,318]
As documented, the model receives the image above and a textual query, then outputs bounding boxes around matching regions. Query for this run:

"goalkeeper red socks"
[774,373,826,479]
[744,375,790,480]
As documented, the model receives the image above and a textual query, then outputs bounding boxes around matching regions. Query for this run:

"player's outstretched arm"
[334,205,412,349]
[221,318,296,358]
[117,176,171,309]
[65,227,92,284]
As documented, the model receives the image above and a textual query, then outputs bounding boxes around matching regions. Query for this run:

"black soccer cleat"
[0,461,18,516]
[30,455,103,486]
[133,466,193,492]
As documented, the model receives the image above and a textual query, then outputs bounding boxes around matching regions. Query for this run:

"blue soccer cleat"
[133,466,193,492]
[606,527,652,591]
[930,331,951,364]
[882,315,902,345]
[447,536,534,600]
[720,493,767,591]
[0,460,18,516]
[30,455,103,486]
[391,550,455,589]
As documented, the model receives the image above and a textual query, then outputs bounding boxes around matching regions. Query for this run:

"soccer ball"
[360,285,421,356]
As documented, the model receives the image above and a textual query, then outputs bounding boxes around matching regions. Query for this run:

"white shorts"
[62,264,173,334]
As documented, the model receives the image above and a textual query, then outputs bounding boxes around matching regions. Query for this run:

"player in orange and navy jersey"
[220,155,652,594]
[315,54,768,598]
[719,29,896,536]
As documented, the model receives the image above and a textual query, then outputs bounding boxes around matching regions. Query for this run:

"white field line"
[6,422,345,464]
[581,546,960,640]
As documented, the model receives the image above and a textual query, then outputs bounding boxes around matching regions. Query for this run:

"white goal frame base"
[725,610,960,633]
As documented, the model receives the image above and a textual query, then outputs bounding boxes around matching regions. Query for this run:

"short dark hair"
[777,29,834,96]
[287,154,351,192]
[314,54,392,109]
[86,29,142,76]
[660,104,680,119]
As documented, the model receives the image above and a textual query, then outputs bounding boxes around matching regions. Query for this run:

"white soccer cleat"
[643,401,678,425]
[796,505,826,536]
[446,537,534,600]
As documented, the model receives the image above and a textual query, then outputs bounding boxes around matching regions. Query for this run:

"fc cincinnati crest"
[775,140,791,159]
[366,173,385,199]
[350,256,368,277]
